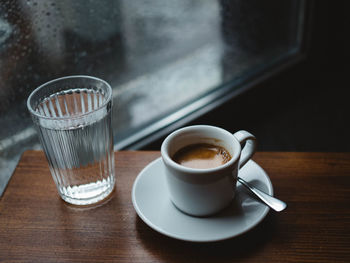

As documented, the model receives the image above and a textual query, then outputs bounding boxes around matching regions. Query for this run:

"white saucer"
[132,158,273,242]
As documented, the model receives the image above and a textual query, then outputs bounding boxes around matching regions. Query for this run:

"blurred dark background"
[144,0,347,152]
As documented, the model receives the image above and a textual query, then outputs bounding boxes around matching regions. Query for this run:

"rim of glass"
[27,75,112,120]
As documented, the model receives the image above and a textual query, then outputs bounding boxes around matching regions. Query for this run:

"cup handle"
[233,130,257,169]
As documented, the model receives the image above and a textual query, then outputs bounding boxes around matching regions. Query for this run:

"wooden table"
[0,151,349,262]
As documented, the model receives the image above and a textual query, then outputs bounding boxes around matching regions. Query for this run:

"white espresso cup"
[161,125,257,217]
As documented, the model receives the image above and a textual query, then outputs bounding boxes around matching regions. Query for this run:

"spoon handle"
[237,177,287,212]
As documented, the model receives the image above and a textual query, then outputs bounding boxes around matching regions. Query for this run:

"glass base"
[58,176,115,205]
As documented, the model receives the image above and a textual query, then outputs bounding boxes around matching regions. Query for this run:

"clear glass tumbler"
[27,75,115,205]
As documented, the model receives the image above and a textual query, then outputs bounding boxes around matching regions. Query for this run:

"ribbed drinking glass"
[27,75,115,205]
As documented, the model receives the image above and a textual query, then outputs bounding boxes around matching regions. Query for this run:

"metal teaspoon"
[237,177,287,212]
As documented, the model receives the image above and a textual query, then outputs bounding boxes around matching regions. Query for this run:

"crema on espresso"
[172,143,231,169]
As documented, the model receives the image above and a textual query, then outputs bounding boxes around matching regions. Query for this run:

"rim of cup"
[161,125,242,174]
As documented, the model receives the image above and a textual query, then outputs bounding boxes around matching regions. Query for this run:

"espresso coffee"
[172,143,231,169]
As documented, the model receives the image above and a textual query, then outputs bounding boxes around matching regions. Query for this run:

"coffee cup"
[161,125,257,217]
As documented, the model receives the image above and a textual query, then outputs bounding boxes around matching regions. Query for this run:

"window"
[0,0,308,194]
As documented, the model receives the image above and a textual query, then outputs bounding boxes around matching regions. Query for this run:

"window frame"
[115,0,314,150]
